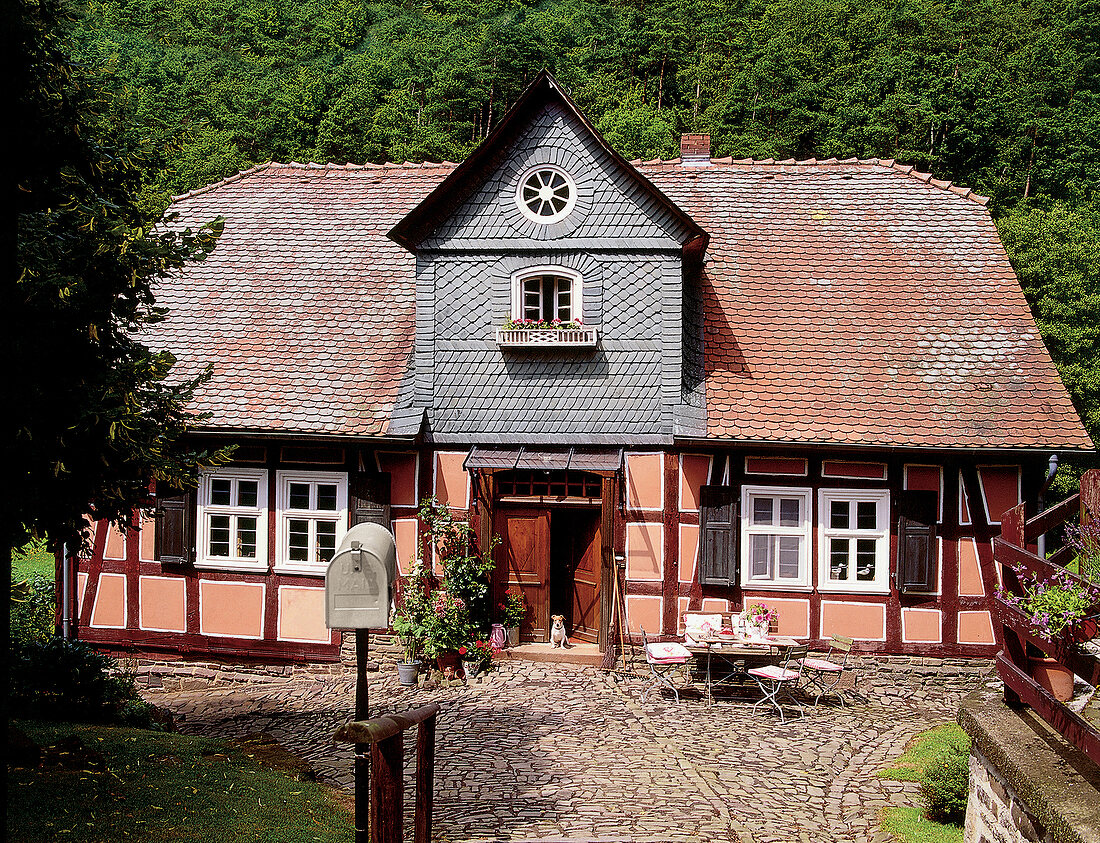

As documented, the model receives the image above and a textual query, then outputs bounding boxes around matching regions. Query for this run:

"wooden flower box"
[495,327,598,348]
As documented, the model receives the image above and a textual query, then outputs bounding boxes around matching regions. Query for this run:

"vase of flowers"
[499,590,527,646]
[743,603,777,640]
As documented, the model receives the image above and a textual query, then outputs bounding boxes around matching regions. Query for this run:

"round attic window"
[515,165,577,224]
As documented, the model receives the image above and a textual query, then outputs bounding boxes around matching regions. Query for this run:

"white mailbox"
[325,522,397,630]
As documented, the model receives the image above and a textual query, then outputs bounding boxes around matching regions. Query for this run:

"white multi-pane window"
[818,489,891,593]
[740,486,812,589]
[197,468,268,571]
[510,267,582,324]
[275,471,348,575]
[514,166,577,224]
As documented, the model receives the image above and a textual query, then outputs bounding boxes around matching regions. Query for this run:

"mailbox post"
[326,523,397,843]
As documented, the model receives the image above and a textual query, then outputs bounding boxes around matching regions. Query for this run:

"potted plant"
[743,602,777,639]
[423,589,473,677]
[499,590,526,646]
[459,639,497,679]
[391,562,433,686]
[998,545,1100,701]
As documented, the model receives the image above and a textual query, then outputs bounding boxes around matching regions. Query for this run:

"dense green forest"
[65,0,1099,457]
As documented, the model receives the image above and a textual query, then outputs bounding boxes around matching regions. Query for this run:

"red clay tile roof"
[157,162,448,437]
[638,158,1092,450]
[156,158,1093,450]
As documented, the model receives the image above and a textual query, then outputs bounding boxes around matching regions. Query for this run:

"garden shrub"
[921,737,971,823]
[8,636,163,729]
[11,573,57,646]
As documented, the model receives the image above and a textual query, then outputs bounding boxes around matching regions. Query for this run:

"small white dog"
[550,614,569,648]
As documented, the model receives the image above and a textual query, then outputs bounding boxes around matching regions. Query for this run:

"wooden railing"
[334,703,440,843]
[993,469,1100,764]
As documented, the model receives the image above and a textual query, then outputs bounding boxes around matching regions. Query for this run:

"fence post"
[370,733,403,843]
[414,713,436,843]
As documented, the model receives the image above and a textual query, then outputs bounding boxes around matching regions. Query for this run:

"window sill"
[273,565,327,578]
[195,560,269,574]
[741,583,814,593]
[496,327,598,348]
[817,584,891,596]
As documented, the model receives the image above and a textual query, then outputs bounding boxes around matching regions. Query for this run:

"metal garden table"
[685,636,800,704]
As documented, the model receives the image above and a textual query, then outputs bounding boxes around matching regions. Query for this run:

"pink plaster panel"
[958,538,985,597]
[904,464,943,522]
[679,454,711,511]
[679,524,699,584]
[626,522,663,581]
[77,572,88,616]
[393,519,419,576]
[199,580,265,639]
[978,466,1021,525]
[901,608,942,643]
[957,610,996,645]
[820,601,886,641]
[138,576,187,632]
[677,597,690,631]
[627,453,663,510]
[701,598,730,614]
[756,598,810,638]
[626,595,662,634]
[821,460,887,480]
[378,452,418,508]
[744,456,808,476]
[433,452,469,509]
[278,586,330,643]
[139,513,156,562]
[90,573,127,629]
[104,523,127,561]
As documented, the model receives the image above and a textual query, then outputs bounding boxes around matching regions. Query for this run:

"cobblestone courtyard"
[145,661,973,843]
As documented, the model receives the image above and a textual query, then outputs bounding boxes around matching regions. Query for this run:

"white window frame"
[739,485,813,590]
[510,266,583,324]
[275,470,349,576]
[196,467,269,572]
[817,488,891,594]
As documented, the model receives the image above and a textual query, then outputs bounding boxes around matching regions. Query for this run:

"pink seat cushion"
[747,665,800,681]
[646,642,691,663]
[799,658,843,672]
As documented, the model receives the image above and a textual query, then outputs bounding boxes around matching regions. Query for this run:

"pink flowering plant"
[423,590,471,657]
[997,567,1100,641]
[499,589,527,628]
[460,639,498,669]
[503,317,584,330]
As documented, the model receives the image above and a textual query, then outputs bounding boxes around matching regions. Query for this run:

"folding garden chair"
[640,628,692,703]
[796,635,854,705]
[747,644,809,723]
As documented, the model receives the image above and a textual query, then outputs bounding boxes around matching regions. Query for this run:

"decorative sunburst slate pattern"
[639,158,1093,449]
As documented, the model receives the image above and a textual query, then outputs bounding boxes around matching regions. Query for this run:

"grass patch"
[12,538,55,582]
[878,722,969,782]
[881,806,963,843]
[7,721,353,843]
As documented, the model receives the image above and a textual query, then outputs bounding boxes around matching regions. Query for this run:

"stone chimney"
[680,133,711,165]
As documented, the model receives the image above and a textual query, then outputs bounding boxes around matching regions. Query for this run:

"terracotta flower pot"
[1029,656,1075,702]
[436,651,462,679]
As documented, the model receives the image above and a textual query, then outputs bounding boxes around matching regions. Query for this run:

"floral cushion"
[747,665,800,681]
[683,613,723,643]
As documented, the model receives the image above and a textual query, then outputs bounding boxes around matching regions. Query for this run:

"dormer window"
[515,165,576,224]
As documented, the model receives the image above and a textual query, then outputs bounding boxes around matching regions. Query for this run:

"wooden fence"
[334,702,440,843]
[993,469,1100,764]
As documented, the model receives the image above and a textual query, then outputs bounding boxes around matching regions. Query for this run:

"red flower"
[458,646,468,656]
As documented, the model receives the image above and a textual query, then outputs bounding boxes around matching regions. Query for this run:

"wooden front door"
[570,514,601,642]
[494,507,550,642]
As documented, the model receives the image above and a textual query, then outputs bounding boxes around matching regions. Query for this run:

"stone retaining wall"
[958,684,1100,843]
[125,637,993,699]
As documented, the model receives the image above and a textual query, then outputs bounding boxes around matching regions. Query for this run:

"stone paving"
[145,661,973,843]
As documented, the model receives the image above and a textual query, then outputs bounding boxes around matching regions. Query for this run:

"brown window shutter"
[896,490,938,593]
[350,472,392,528]
[699,485,739,586]
[155,488,194,565]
